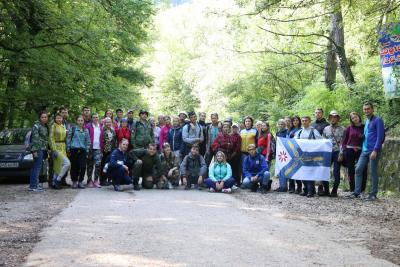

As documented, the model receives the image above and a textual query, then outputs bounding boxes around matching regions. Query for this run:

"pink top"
[159,125,171,148]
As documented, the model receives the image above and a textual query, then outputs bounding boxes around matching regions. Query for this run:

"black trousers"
[100,151,111,183]
[229,154,242,186]
[345,148,367,192]
[70,149,87,182]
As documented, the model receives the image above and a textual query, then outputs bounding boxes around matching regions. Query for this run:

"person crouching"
[205,151,236,193]
[241,144,270,193]
[180,144,207,190]
[108,138,131,192]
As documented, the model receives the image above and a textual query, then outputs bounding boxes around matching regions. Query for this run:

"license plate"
[0,162,19,168]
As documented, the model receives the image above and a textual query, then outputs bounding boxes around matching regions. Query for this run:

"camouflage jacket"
[31,121,49,152]
[131,120,153,149]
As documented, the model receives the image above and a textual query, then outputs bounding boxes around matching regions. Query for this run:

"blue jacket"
[363,115,385,153]
[167,126,183,152]
[108,148,127,172]
[243,153,269,178]
[208,162,232,182]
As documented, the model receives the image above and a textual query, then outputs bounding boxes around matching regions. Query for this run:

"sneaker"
[114,185,123,192]
[209,188,215,193]
[318,191,330,197]
[133,184,141,191]
[194,184,200,190]
[167,181,174,190]
[300,191,308,196]
[78,182,86,189]
[260,186,268,194]
[222,188,232,194]
[232,185,238,191]
[250,182,259,192]
[93,180,102,188]
[31,187,44,192]
[288,188,295,194]
[37,183,44,189]
[71,181,78,189]
[295,188,302,194]
[307,192,315,198]
[274,187,287,193]
[184,184,191,190]
[345,193,361,199]
[86,180,94,188]
[364,194,377,201]
[52,180,62,190]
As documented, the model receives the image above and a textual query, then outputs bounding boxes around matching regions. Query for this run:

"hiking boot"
[250,182,259,192]
[274,187,287,193]
[78,182,85,189]
[71,181,78,189]
[295,187,302,194]
[260,186,268,194]
[133,184,141,191]
[52,180,62,190]
[364,194,377,201]
[345,192,361,199]
[61,179,69,187]
[266,180,272,191]
[307,192,315,198]
[330,187,338,198]
[30,187,44,192]
[317,185,324,195]
[288,188,295,194]
[222,188,232,194]
[300,191,308,196]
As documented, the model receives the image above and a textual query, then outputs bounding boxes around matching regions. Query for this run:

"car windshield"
[0,129,29,145]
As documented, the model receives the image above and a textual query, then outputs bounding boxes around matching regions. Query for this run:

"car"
[0,128,48,182]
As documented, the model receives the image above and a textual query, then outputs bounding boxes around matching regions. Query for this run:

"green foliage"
[0,0,155,129]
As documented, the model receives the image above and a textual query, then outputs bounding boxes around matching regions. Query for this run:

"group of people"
[28,102,385,201]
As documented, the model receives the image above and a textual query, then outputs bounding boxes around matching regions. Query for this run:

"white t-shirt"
[93,124,101,149]
[294,127,322,140]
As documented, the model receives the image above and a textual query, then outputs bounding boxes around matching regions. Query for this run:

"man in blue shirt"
[348,102,385,201]
[241,144,270,193]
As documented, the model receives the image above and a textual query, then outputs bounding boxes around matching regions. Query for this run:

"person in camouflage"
[131,110,153,149]
[29,111,49,192]
[159,143,180,189]
[129,143,162,190]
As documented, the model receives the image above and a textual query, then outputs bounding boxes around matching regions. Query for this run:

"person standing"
[159,115,171,150]
[295,116,322,198]
[205,113,220,166]
[182,111,204,157]
[311,108,329,135]
[131,110,153,149]
[126,109,135,130]
[198,112,208,156]
[230,123,242,186]
[276,119,288,138]
[100,117,117,186]
[67,115,91,189]
[49,113,71,189]
[113,108,124,130]
[240,116,257,161]
[322,111,346,197]
[167,116,183,162]
[178,111,188,127]
[108,139,132,192]
[86,113,103,188]
[341,112,367,193]
[82,106,91,128]
[288,115,302,193]
[150,117,161,151]
[117,118,131,147]
[348,102,385,201]
[29,111,49,192]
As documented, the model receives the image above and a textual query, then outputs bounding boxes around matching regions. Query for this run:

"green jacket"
[131,120,153,149]
[128,148,162,177]
[31,121,49,152]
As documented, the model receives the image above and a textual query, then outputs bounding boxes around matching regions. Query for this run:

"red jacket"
[211,132,240,159]
[257,132,273,161]
[117,127,131,146]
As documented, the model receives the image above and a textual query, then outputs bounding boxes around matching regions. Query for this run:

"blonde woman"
[49,113,71,189]
[205,151,235,193]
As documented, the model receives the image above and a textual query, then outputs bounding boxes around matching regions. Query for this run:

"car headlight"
[23,154,33,160]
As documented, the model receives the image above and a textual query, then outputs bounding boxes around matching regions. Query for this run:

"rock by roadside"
[234,189,400,266]
[0,184,77,267]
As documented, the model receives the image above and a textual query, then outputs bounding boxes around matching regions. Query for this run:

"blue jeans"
[29,150,45,189]
[205,177,236,190]
[354,151,380,196]
[242,171,270,188]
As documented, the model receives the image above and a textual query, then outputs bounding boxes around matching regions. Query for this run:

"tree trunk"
[324,31,337,90]
[331,0,355,87]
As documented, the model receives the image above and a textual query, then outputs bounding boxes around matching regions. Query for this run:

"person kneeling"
[108,139,131,192]
[205,151,235,193]
[129,143,162,190]
[180,144,207,190]
[242,144,270,193]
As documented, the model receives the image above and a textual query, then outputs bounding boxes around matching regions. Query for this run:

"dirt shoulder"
[0,183,77,267]
[234,189,400,265]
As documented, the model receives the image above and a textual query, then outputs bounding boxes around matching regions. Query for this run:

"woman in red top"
[257,122,274,162]
[117,118,131,148]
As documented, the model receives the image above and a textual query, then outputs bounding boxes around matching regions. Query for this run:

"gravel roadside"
[0,183,78,267]
[234,188,400,265]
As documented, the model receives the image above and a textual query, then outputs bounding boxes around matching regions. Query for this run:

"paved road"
[25,188,396,267]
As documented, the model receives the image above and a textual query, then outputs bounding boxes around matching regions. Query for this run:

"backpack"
[296,128,316,140]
